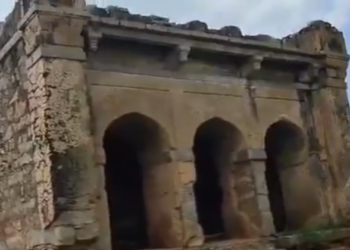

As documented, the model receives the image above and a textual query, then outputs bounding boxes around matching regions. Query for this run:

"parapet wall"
[85,5,348,55]
[0,2,348,250]
[0,2,347,57]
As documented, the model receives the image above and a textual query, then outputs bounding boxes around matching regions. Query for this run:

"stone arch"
[192,117,250,241]
[264,119,308,232]
[265,119,306,166]
[103,112,180,250]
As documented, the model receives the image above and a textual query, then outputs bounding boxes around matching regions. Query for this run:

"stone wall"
[0,38,42,249]
[292,21,350,225]
[0,1,349,250]
[0,2,96,249]
[85,8,350,250]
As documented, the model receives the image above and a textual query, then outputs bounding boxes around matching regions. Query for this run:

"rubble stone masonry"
[0,1,349,250]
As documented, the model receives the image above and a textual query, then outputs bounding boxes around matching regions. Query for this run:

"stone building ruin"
[0,0,350,250]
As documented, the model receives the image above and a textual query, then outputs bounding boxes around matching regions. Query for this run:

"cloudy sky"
[1,0,350,78]
[89,0,350,38]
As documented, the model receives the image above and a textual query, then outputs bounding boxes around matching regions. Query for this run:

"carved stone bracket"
[241,55,264,78]
[297,63,321,83]
[86,26,103,52]
[178,44,191,62]
[165,44,191,70]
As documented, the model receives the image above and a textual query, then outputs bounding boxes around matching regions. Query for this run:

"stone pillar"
[141,150,184,248]
[288,20,350,223]
[237,148,275,236]
[314,76,350,222]
[20,3,98,249]
[207,148,261,239]
[296,75,334,227]
[278,160,322,230]
[240,77,274,236]
[174,148,204,247]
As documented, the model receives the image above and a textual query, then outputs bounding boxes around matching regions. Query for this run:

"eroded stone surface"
[0,1,349,250]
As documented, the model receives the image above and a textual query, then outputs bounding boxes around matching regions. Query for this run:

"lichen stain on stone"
[44,59,91,153]
[0,2,350,250]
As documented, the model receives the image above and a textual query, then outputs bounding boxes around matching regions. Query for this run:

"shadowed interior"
[193,118,244,241]
[103,113,166,250]
[264,120,305,232]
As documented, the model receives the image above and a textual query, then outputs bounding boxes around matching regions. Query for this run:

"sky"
[1,0,350,81]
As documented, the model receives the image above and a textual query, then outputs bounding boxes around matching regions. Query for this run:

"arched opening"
[193,118,245,241]
[264,120,306,232]
[103,113,169,250]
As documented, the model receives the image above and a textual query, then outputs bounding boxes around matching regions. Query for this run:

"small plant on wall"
[295,221,350,250]
[277,220,350,250]
[296,229,328,250]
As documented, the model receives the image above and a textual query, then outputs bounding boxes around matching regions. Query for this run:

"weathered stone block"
[75,222,99,241]
[53,226,75,246]
[0,2,349,250]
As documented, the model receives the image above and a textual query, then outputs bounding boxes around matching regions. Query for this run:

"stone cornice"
[87,16,321,64]
[17,3,90,31]
[0,3,347,84]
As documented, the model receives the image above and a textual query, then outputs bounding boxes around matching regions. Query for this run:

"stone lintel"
[26,44,86,69]
[234,148,266,163]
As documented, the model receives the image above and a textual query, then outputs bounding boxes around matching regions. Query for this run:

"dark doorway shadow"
[193,117,245,241]
[103,112,168,250]
[264,119,306,232]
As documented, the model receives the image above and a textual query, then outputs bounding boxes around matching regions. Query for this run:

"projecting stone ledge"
[0,2,345,56]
